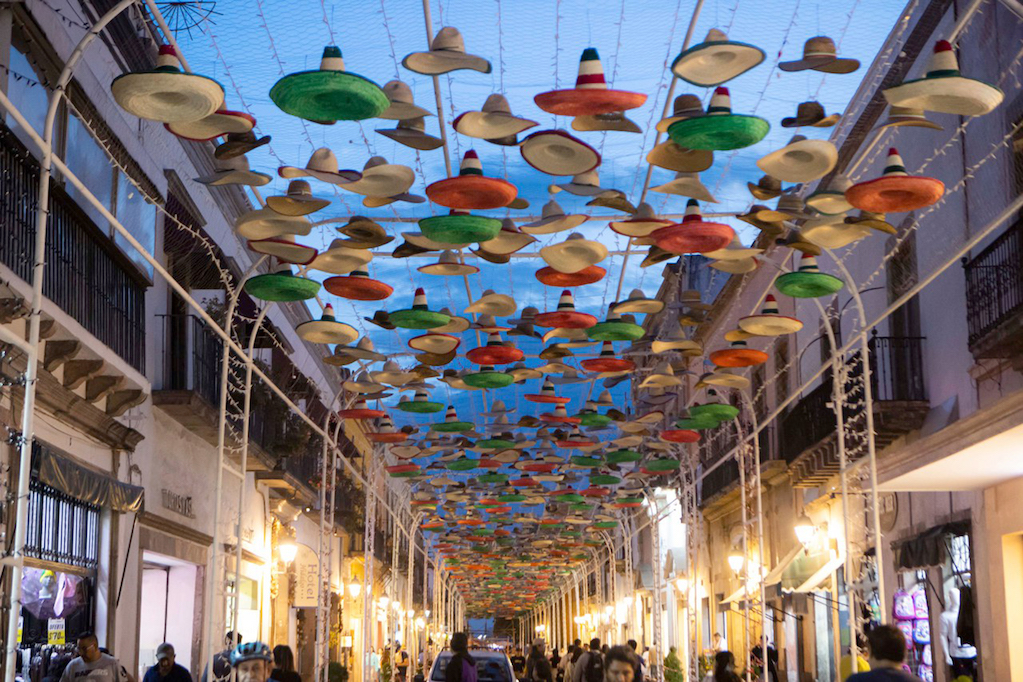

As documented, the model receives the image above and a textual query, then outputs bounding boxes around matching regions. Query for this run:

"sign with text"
[294,543,319,608]
[47,618,65,645]
[161,488,195,519]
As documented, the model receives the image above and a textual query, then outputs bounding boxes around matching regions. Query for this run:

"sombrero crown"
[576,48,607,90]
[460,149,484,176]
[762,294,780,315]
[881,148,908,177]
[926,40,960,77]
[682,198,704,222]
[412,287,430,309]
[557,290,577,311]
[797,255,820,273]
[707,87,732,115]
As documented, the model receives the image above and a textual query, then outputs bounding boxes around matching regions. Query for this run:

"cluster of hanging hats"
[270,46,388,121]
[535,48,647,116]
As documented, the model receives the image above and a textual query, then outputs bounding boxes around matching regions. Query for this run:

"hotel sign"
[161,488,195,519]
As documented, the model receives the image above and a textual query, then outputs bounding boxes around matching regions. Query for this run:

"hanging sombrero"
[433,406,475,433]
[580,341,634,372]
[737,295,803,336]
[453,93,538,140]
[801,215,871,250]
[806,174,854,215]
[522,200,588,235]
[534,291,598,329]
[525,379,570,404]
[377,116,444,151]
[535,47,646,116]
[845,148,944,213]
[244,268,320,302]
[309,239,373,275]
[378,80,433,120]
[409,332,461,355]
[756,135,838,183]
[165,108,254,141]
[337,399,386,420]
[418,210,502,245]
[396,389,445,414]
[265,180,331,217]
[651,171,718,203]
[418,250,481,276]
[609,203,673,238]
[426,150,517,209]
[520,130,601,176]
[247,235,318,265]
[339,156,416,198]
[465,289,517,317]
[270,45,388,121]
[324,269,394,301]
[111,45,224,123]
[577,404,613,427]
[709,340,768,368]
[612,289,664,315]
[641,459,681,475]
[214,131,271,160]
[296,304,358,344]
[466,333,525,365]
[389,288,452,329]
[671,28,765,86]
[667,87,769,151]
[402,26,492,75]
[659,429,700,444]
[535,265,606,288]
[690,392,739,422]
[883,40,1003,116]
[477,220,537,256]
[779,36,860,74]
[652,199,734,254]
[366,416,409,444]
[646,140,715,173]
[540,233,609,274]
[196,155,272,187]
[463,366,514,389]
[775,255,845,298]
[541,405,581,426]
[571,111,641,133]
[674,414,719,430]
[587,310,644,341]
[871,106,943,132]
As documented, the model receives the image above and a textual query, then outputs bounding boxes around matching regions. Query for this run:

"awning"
[722,585,746,604]
[37,444,145,513]
[792,550,844,593]
[891,521,969,570]
[780,547,844,593]
[764,544,805,586]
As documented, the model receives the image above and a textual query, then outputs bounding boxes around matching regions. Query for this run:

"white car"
[428,651,516,682]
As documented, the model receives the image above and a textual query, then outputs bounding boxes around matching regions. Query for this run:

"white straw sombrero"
[570,111,641,133]
[871,106,942,132]
[279,147,361,186]
[756,135,837,183]
[650,172,718,203]
[235,208,312,240]
[296,304,358,345]
[609,203,672,238]
[195,155,272,187]
[522,200,588,235]
[453,94,537,139]
[378,80,433,120]
[671,28,765,86]
[540,233,609,274]
[883,40,1003,116]
[738,295,803,336]
[340,156,415,197]
[800,215,871,249]
[310,239,374,274]
[402,27,492,75]
[547,170,606,196]
[166,108,254,141]
[266,180,331,217]
[806,174,853,215]
[465,289,517,317]
[418,249,480,276]
[646,140,714,173]
[779,36,860,74]
[520,130,601,176]
[247,235,317,265]
[111,45,224,123]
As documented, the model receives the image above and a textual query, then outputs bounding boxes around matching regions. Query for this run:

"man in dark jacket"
[143,644,192,682]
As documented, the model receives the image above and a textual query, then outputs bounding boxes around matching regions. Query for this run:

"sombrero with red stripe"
[709,339,769,368]
[580,341,635,372]
[535,265,606,287]
[337,399,386,420]
[534,48,647,116]
[465,333,525,365]
[323,269,393,301]
[534,291,598,329]
[525,379,571,404]
[845,148,944,213]
[426,150,518,209]
[652,199,734,254]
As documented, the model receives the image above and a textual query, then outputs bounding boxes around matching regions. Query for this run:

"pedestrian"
[202,632,242,682]
[395,644,410,682]
[558,645,573,682]
[603,647,638,682]
[550,647,561,682]
[644,646,657,682]
[840,634,871,681]
[424,640,435,677]
[625,641,643,682]
[143,644,192,682]
[445,633,477,682]
[751,641,778,682]
[59,634,128,682]
[712,634,727,654]
[270,646,301,682]
[229,643,274,682]
[571,638,602,682]
[529,643,553,682]
[369,649,382,682]
[847,625,923,681]
[510,647,527,681]
[713,652,740,682]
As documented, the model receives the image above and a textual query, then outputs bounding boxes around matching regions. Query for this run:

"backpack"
[584,653,603,682]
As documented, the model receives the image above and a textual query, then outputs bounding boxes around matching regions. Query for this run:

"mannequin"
[940,587,976,677]
[38,571,56,600]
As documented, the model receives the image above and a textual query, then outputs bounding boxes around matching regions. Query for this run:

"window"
[115,171,157,275]
[65,112,114,231]
[5,45,48,146]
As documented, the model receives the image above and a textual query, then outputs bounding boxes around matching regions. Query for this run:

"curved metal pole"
[1,3,144,678]
[730,416,752,682]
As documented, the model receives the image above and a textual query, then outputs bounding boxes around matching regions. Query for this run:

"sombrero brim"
[378,100,433,120]
[883,75,1003,116]
[265,194,332,217]
[409,333,461,354]
[418,261,480,276]
[520,130,601,176]
[612,300,664,314]
[269,70,389,121]
[549,182,606,196]
[465,346,525,365]
[419,214,503,245]
[433,422,475,433]
[534,89,647,116]
[464,295,517,316]
[535,265,607,287]
[165,110,255,141]
[747,183,783,201]
[646,141,714,173]
[338,408,387,419]
[775,272,845,298]
[426,176,518,210]
[111,70,224,123]
[278,166,361,185]
[214,136,271,160]
[196,170,272,187]
[362,194,425,209]
[845,176,944,213]
[342,165,416,197]
[403,232,456,250]
[479,230,537,255]
[376,127,445,151]
[367,432,408,443]
[580,358,634,372]
[324,275,394,301]
[756,141,838,183]
[659,429,700,443]
[247,238,318,265]
[609,217,673,238]
[801,222,869,249]
[671,40,766,86]
[524,394,571,404]
[463,372,515,388]
[690,404,739,421]
[845,216,897,234]
[872,116,943,132]
[389,309,452,330]
[533,311,598,329]
[667,115,770,151]
[781,113,840,128]
[651,180,717,203]
[587,322,645,341]
[243,273,320,302]
[709,348,769,368]
[652,222,734,254]
[453,111,538,138]
[779,56,860,74]
[309,250,373,275]
[539,241,609,274]
[401,52,492,76]
[522,214,589,235]
[650,340,701,354]
[738,313,803,336]
[571,114,641,133]
[297,319,358,345]
[396,401,445,414]
[805,192,853,215]
[236,214,312,241]
[710,258,759,274]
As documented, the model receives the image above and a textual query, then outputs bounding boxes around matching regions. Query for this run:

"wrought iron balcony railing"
[963,217,1023,351]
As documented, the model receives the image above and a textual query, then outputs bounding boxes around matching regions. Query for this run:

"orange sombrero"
[525,379,571,404]
[365,415,409,443]
[845,148,944,214]
[465,333,525,365]
[652,199,734,254]
[535,265,606,287]
[323,269,394,300]
[426,150,518,209]
[709,339,769,368]
[337,399,386,419]
[534,290,598,328]
[542,405,582,425]
[580,341,635,372]
[535,48,647,116]
[660,429,700,443]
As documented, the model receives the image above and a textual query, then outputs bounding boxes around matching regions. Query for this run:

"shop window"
[114,171,157,276]
[18,567,94,646]
[65,112,114,232]
[5,45,49,147]
[24,480,100,569]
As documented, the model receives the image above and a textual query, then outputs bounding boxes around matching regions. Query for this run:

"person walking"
[602,647,638,682]
[269,646,301,682]
[510,647,527,681]
[143,644,192,682]
[571,639,603,682]
[625,641,643,682]
[528,643,553,682]
[712,652,740,682]
[229,643,274,682]
[847,626,924,681]
[445,633,477,682]
[395,644,410,682]
[558,645,573,682]
[59,634,128,682]
[369,648,382,682]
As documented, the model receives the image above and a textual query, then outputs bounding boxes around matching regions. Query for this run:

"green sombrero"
[775,255,845,298]
[446,457,478,471]
[675,414,719,430]
[389,287,452,329]
[668,87,769,151]
[419,210,503,245]
[270,46,388,122]
[559,493,587,504]
[243,268,320,302]
[586,310,645,341]
[475,433,517,449]
[689,391,740,422]
[605,449,643,464]
[592,520,619,529]
[570,455,602,468]
[498,493,527,503]
[396,388,445,413]
[478,473,510,484]
[578,406,613,427]
[590,473,621,486]
[433,406,474,432]
[463,366,514,389]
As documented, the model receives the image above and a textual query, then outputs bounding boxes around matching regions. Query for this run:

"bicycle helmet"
[230,642,273,665]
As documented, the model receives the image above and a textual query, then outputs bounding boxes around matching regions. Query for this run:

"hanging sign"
[17,616,22,643]
[47,618,66,645]
[294,543,319,608]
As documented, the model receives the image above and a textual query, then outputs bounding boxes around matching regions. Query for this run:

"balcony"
[699,424,784,514]
[781,334,929,487]
[963,217,1023,361]
[153,314,223,443]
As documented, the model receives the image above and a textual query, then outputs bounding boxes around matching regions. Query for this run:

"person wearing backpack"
[571,639,603,682]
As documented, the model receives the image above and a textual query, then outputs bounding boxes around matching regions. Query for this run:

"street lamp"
[278,541,298,565]
[794,514,816,547]
[348,581,361,598]
[727,550,745,574]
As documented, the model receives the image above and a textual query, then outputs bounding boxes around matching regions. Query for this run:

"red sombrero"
[581,486,610,497]
[323,269,394,300]
[535,265,606,287]
[542,405,582,425]
[845,148,944,213]
[652,199,735,254]
[660,429,700,443]
[465,333,524,365]
[386,464,419,475]
[525,379,571,404]
[522,461,557,473]
[510,477,540,487]
[580,341,635,372]
[534,290,598,328]
[337,399,385,419]
[709,340,769,368]
[426,150,518,209]
[367,430,408,443]
[535,48,647,116]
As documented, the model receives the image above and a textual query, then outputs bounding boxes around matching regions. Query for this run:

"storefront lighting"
[675,577,688,592]
[415,617,425,629]
[794,514,816,547]
[378,596,390,607]
[348,582,361,598]
[603,605,614,616]
[425,610,431,618]
[727,550,744,573]
[393,602,404,613]
[407,609,415,619]
[278,541,298,565]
